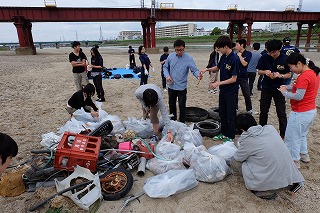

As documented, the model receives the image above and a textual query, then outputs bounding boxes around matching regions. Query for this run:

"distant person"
[163,39,202,123]
[201,43,220,94]
[281,37,301,85]
[88,46,105,102]
[257,41,269,91]
[135,84,173,143]
[160,46,169,92]
[66,83,99,117]
[69,41,89,91]
[201,36,239,143]
[138,45,154,86]
[230,113,304,200]
[128,45,136,68]
[235,39,254,114]
[0,133,18,175]
[247,42,261,96]
[257,39,291,139]
[279,53,320,168]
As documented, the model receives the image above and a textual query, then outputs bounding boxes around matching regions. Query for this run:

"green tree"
[211,27,221,35]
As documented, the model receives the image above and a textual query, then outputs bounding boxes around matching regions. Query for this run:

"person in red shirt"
[279,53,320,168]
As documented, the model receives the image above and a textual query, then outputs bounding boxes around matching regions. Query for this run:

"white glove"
[144,70,149,75]
[152,67,155,72]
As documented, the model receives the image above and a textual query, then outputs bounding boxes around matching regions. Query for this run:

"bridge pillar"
[246,21,253,46]
[146,22,151,48]
[13,16,36,55]
[229,22,234,41]
[141,21,147,48]
[295,22,302,47]
[305,23,313,49]
[150,19,156,48]
[237,22,243,40]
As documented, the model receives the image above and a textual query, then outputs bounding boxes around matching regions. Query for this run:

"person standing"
[128,45,136,68]
[138,45,154,86]
[256,39,291,138]
[163,39,202,123]
[160,46,169,92]
[135,84,173,143]
[201,36,239,142]
[279,53,320,168]
[247,43,261,96]
[202,43,220,94]
[88,47,105,102]
[281,37,301,85]
[235,39,254,114]
[0,133,18,175]
[69,41,89,91]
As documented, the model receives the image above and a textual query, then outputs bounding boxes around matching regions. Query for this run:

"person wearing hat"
[281,37,301,85]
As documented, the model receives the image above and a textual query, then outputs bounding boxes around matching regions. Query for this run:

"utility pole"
[99,26,104,41]
[140,0,144,8]
[75,30,78,41]
[298,0,303,11]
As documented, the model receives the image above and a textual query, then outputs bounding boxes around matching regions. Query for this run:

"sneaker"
[150,135,159,144]
[252,191,277,200]
[300,154,310,163]
[98,98,105,102]
[290,182,303,193]
[223,137,233,143]
[213,133,226,141]
[96,98,101,101]
[163,88,167,92]
[247,110,258,115]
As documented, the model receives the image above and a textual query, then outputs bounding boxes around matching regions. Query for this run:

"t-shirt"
[160,53,169,71]
[290,70,320,112]
[218,51,240,94]
[247,51,261,73]
[256,53,290,90]
[139,54,151,70]
[206,51,219,68]
[68,90,98,112]
[69,51,87,73]
[91,56,103,72]
[238,50,252,77]
[281,45,300,56]
[128,48,135,55]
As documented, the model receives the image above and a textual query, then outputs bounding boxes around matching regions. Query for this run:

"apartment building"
[270,22,298,32]
[156,23,197,38]
[117,31,142,40]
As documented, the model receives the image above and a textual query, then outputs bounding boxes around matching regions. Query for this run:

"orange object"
[134,140,155,160]
[54,132,101,172]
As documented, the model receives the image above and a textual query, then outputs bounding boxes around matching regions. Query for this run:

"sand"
[0,46,319,213]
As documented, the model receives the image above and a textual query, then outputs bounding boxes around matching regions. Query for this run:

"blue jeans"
[219,91,237,139]
[285,109,317,161]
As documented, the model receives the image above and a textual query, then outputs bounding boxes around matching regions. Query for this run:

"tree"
[211,27,221,35]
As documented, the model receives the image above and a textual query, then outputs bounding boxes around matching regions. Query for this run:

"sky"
[0,0,319,43]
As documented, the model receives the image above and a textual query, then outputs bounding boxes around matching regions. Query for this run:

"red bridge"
[0,7,319,54]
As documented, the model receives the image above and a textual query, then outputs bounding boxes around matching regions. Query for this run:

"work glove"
[144,70,149,75]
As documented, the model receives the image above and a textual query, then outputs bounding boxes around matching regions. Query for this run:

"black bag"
[122,74,134,78]
[133,66,141,74]
[113,74,121,79]
[129,63,136,69]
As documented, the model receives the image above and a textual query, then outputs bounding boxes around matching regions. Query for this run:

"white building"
[189,27,211,36]
[156,23,197,38]
[117,31,142,40]
[270,22,298,32]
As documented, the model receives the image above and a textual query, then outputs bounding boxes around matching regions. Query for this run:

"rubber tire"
[185,107,208,122]
[207,107,221,121]
[100,168,133,201]
[194,119,221,137]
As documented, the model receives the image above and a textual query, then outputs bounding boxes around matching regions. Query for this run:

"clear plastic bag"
[207,142,238,161]
[143,169,198,198]
[146,155,186,175]
[175,125,203,147]
[190,150,230,183]
[123,117,153,139]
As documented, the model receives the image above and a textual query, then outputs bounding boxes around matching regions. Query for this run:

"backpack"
[113,74,121,79]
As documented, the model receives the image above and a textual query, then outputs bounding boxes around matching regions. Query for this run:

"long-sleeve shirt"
[163,52,199,91]
[135,84,171,127]
[68,90,98,112]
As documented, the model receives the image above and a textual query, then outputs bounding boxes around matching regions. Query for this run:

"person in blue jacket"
[138,45,154,85]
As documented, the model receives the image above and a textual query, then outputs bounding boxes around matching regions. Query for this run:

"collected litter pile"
[0,104,237,212]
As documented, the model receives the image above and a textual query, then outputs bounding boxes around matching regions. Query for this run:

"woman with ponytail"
[279,53,320,168]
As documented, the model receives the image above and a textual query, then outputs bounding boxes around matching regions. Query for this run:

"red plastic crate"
[54,132,101,172]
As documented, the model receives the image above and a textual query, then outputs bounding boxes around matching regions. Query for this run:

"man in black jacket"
[66,83,99,117]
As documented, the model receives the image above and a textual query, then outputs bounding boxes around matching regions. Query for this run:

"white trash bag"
[143,169,198,198]
[190,150,230,183]
[146,154,186,175]
[207,142,238,161]
[123,117,153,139]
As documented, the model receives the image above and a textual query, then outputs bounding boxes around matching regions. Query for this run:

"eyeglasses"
[174,48,185,52]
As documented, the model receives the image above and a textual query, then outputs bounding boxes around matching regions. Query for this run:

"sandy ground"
[0,46,319,213]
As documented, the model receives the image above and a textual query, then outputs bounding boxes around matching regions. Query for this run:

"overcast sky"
[0,0,319,42]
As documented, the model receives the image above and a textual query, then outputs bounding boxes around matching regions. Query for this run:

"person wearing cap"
[281,37,301,85]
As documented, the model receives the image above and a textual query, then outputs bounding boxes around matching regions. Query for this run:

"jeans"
[92,74,105,99]
[161,70,166,89]
[168,88,187,123]
[259,89,287,137]
[285,109,317,161]
[219,91,237,139]
[237,77,253,111]
[248,72,256,95]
